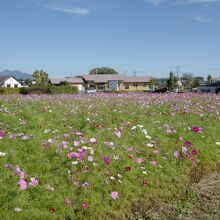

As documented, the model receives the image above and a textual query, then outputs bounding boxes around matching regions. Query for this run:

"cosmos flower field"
[0,93,220,219]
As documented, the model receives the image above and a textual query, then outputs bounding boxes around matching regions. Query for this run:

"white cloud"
[194,15,213,23]
[145,0,169,6]
[38,3,90,15]
[177,0,220,4]
[145,0,220,6]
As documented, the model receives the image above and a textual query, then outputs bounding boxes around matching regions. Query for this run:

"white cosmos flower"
[0,152,6,157]
[110,176,115,180]
[146,135,152,140]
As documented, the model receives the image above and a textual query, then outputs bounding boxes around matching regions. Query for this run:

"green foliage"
[207,75,212,85]
[20,85,78,94]
[24,79,33,87]
[149,78,159,86]
[167,72,177,91]
[33,69,48,84]
[0,87,20,95]
[89,67,118,75]
[59,81,71,86]
[47,85,78,94]
[20,85,48,94]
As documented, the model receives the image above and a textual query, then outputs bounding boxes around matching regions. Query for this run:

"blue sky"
[0,0,220,78]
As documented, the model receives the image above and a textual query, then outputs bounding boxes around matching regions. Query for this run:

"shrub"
[47,85,78,94]
[20,85,48,95]
[0,87,20,95]
[20,85,78,95]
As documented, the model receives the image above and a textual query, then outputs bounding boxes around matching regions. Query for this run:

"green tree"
[33,69,48,84]
[89,67,118,75]
[167,72,177,91]
[207,75,212,85]
[181,73,194,89]
[24,78,33,87]
[192,77,204,88]
[149,78,159,86]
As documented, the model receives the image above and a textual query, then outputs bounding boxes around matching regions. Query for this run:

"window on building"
[125,84,129,90]
[143,83,147,87]
[7,84,10,88]
[14,84,18,88]
[133,83,138,87]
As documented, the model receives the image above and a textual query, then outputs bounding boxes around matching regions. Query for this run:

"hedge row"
[0,85,78,95]
[0,88,20,94]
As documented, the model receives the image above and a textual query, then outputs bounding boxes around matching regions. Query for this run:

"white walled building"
[49,77,85,92]
[0,76,22,88]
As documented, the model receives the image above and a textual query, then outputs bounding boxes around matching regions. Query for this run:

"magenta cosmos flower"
[185,141,191,147]
[0,131,5,139]
[103,156,110,165]
[143,179,148,186]
[192,149,197,155]
[192,126,201,133]
[111,191,119,200]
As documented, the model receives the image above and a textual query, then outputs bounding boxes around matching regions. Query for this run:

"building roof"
[0,76,10,84]
[49,77,84,84]
[83,74,127,83]
[123,76,151,83]
[0,76,21,85]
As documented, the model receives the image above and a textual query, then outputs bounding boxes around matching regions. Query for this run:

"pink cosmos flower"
[111,191,119,200]
[104,141,114,149]
[151,160,157,166]
[129,154,133,159]
[90,138,97,143]
[173,151,179,157]
[18,179,27,190]
[88,156,94,162]
[82,202,89,209]
[103,156,110,165]
[178,136,183,141]
[83,166,89,173]
[114,130,121,138]
[186,153,191,158]
[136,158,144,164]
[73,141,80,147]
[29,177,39,187]
[153,149,160,154]
[64,198,72,206]
[16,166,25,179]
[67,152,75,159]
[191,159,196,167]
[82,182,89,188]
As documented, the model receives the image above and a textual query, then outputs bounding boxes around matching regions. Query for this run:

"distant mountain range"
[0,69,34,80]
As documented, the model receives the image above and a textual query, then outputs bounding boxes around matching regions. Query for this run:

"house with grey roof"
[0,76,22,88]
[49,77,85,92]
[81,74,152,91]
[120,76,152,91]
[49,74,152,92]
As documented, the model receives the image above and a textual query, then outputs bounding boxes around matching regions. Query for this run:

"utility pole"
[176,66,181,92]
[133,71,138,77]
